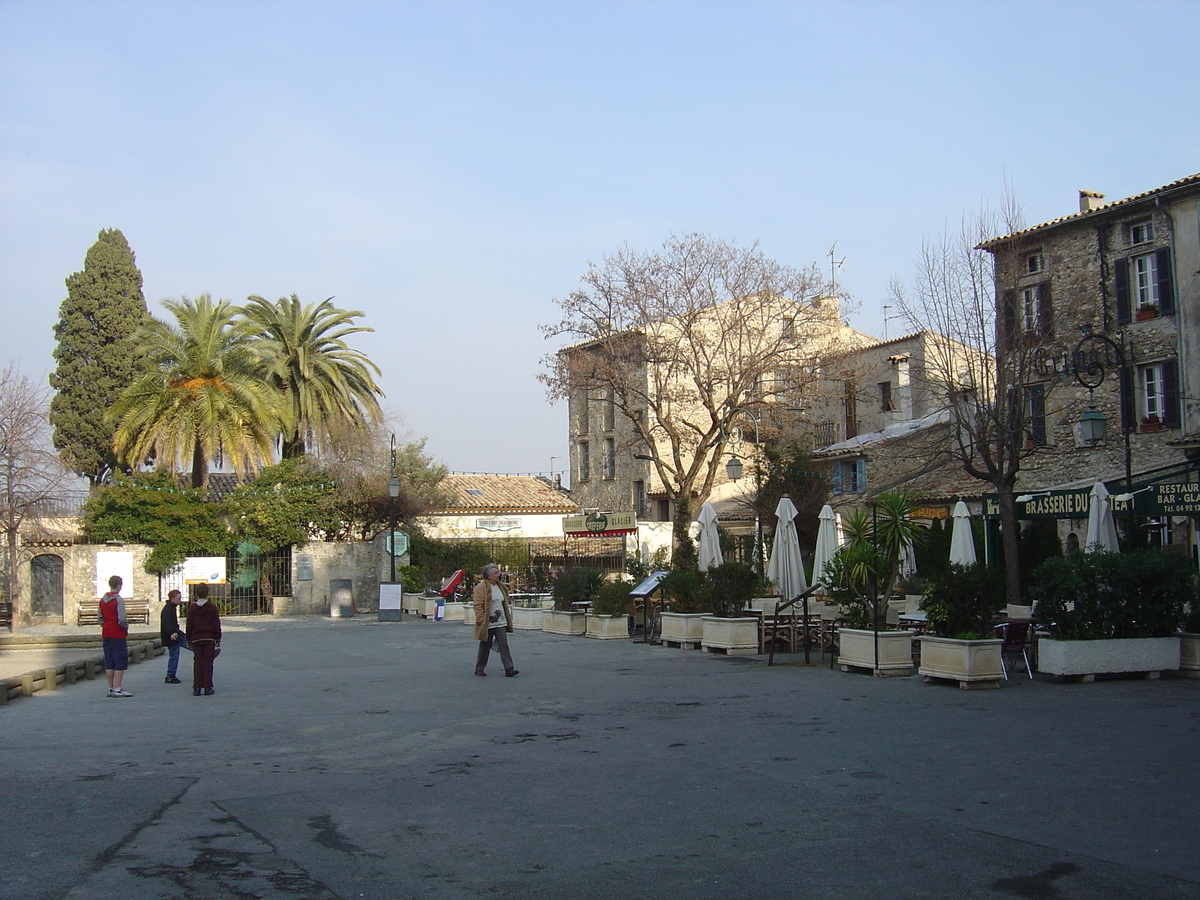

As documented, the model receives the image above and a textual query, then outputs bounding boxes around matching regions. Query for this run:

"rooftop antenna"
[827,242,845,293]
[882,303,891,341]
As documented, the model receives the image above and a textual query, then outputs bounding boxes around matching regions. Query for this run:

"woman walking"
[186,583,222,696]
[472,564,518,677]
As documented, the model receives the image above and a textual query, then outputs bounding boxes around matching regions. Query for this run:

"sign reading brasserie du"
[562,511,638,537]
[984,479,1200,518]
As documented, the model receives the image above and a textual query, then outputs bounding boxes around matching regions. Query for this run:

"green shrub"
[396,565,424,594]
[702,562,759,618]
[658,569,708,614]
[552,568,605,611]
[1031,549,1195,640]
[921,563,1006,639]
[592,581,632,617]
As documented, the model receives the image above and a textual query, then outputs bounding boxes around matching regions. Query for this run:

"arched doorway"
[30,554,64,621]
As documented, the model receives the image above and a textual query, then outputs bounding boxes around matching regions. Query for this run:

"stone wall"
[286,538,384,616]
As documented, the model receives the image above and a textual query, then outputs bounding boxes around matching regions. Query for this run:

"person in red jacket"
[99,575,132,698]
[186,583,222,696]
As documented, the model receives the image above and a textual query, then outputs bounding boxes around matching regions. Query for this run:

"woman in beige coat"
[472,564,518,677]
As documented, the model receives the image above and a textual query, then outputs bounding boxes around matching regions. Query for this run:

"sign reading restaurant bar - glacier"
[563,511,638,536]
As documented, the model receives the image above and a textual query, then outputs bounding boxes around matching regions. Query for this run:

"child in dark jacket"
[186,583,222,696]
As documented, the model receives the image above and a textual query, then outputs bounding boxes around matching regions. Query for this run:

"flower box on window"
[1135,305,1159,321]
[1140,415,1164,432]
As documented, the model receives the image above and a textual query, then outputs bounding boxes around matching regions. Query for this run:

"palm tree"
[240,294,383,459]
[109,295,286,488]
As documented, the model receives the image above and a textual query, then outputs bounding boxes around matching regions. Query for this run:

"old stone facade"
[981,174,1200,554]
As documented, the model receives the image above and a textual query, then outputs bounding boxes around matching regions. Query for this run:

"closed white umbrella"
[948,501,977,566]
[811,504,843,588]
[697,502,723,572]
[897,535,917,579]
[767,496,808,600]
[1085,482,1119,552]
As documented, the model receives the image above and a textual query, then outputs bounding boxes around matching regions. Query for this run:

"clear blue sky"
[2,0,1197,478]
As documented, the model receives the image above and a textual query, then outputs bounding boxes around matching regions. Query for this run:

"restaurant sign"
[476,517,521,532]
[984,480,1200,518]
[563,511,638,537]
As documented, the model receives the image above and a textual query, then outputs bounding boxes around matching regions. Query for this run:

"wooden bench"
[77,599,151,627]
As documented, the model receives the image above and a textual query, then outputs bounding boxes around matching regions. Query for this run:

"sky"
[2,0,1197,481]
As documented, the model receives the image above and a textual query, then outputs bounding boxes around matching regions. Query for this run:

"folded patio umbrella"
[1084,481,1119,552]
[948,500,977,566]
[810,504,842,588]
[697,502,723,572]
[767,496,808,600]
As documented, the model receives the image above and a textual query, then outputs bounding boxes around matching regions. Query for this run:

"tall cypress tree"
[49,229,149,486]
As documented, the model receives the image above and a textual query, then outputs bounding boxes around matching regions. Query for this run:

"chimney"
[1079,190,1106,213]
[554,473,562,490]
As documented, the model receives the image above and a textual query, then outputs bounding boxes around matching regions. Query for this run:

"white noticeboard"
[95,551,134,598]
[184,556,227,585]
[378,583,402,611]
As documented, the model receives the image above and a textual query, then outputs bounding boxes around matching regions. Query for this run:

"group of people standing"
[98,575,222,697]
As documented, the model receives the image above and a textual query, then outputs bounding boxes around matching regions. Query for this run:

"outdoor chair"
[996,621,1033,680]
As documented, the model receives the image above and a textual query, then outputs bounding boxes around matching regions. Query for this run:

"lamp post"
[388,433,400,584]
[721,403,763,572]
[1072,331,1135,548]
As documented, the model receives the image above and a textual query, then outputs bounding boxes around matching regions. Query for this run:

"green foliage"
[407,531,492,591]
[921,563,1006,639]
[50,229,150,485]
[1030,549,1195,640]
[671,497,697,569]
[225,459,340,550]
[658,569,709,614]
[626,548,669,582]
[81,471,229,573]
[1017,519,1062,578]
[759,442,829,556]
[109,294,284,487]
[240,294,383,459]
[552,568,605,611]
[520,564,553,593]
[592,581,632,616]
[396,565,425,593]
[702,561,759,618]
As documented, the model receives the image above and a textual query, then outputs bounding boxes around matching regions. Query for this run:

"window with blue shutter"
[1114,258,1131,323]
[1162,359,1180,427]
[1156,248,1175,315]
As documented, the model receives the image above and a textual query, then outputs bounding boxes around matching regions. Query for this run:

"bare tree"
[0,364,73,631]
[541,233,848,551]
[891,199,1053,606]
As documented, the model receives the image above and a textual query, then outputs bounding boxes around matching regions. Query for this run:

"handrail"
[767,585,822,667]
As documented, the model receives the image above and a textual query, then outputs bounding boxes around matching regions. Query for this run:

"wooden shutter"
[999,290,1017,351]
[1156,248,1175,314]
[831,463,843,495]
[1028,384,1046,446]
[1118,367,1135,433]
[1114,257,1131,323]
[1162,359,1180,427]
[1037,282,1054,340]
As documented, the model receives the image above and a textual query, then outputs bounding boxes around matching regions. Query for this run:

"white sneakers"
[107,688,133,698]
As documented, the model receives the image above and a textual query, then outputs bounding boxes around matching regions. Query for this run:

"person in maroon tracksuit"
[186,583,222,696]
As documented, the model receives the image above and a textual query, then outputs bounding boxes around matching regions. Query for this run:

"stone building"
[979,173,1200,556]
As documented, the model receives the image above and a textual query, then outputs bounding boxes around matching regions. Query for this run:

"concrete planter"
[543,609,586,635]
[419,596,441,619]
[1037,636,1180,680]
[443,601,467,622]
[918,636,1003,689]
[1180,633,1200,678]
[586,614,629,640]
[837,628,915,676]
[402,593,424,615]
[511,606,545,630]
[701,616,758,656]
[463,603,476,626]
[661,612,706,648]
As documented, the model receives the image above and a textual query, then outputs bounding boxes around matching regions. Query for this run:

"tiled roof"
[430,474,580,514]
[979,173,1200,248]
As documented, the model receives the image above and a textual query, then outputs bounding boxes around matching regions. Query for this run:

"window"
[1115,248,1174,322]
[1129,220,1153,245]
[633,481,646,518]
[831,459,866,494]
[1142,365,1162,420]
[879,381,894,412]
[575,391,589,434]
[1120,359,1180,428]
[578,442,590,482]
[603,438,616,479]
[1023,252,1043,274]
[603,389,615,431]
[1021,288,1037,333]
[1025,384,1046,447]
[782,316,795,339]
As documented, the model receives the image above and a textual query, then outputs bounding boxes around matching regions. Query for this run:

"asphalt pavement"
[0,614,1197,900]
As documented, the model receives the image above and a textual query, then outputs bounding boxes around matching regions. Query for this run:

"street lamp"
[721,403,762,572]
[1072,331,1135,548]
[388,433,400,584]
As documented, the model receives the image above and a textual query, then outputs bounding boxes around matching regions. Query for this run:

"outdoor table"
[898,613,928,634]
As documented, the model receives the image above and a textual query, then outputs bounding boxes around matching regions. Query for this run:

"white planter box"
[419,597,441,618]
[918,636,1003,688]
[586,614,629,639]
[463,603,476,625]
[442,601,467,622]
[511,606,545,630]
[402,592,424,614]
[543,609,586,635]
[661,612,706,648]
[701,616,759,656]
[1180,633,1200,678]
[1037,636,1180,680]
[837,628,915,676]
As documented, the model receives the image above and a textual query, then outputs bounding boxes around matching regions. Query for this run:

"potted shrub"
[823,490,924,675]
[659,569,709,648]
[587,581,632,639]
[917,563,1006,688]
[545,568,603,635]
[700,562,761,656]
[1031,549,1190,680]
